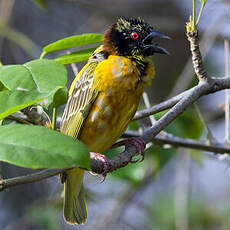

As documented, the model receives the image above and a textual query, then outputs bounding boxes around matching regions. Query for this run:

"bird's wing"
[60,48,106,138]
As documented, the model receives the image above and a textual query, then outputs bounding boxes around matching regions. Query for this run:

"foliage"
[41,33,103,59]
[187,0,208,32]
[0,33,103,170]
[31,0,47,10]
[0,59,67,119]
[0,124,90,169]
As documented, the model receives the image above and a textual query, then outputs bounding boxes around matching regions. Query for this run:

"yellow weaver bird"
[60,18,169,225]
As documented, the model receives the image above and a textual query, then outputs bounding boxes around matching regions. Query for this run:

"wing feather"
[60,48,107,138]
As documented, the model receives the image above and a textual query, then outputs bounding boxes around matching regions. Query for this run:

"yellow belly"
[78,55,155,153]
[79,89,142,153]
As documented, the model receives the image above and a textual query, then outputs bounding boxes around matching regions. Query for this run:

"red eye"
[131,32,139,39]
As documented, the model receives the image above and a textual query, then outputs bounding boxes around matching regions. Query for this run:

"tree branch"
[187,30,211,82]
[133,88,194,121]
[0,169,66,191]
[123,130,230,154]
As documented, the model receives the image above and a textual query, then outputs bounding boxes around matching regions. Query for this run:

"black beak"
[143,29,170,56]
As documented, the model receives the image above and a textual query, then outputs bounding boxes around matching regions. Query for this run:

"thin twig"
[192,0,196,31]
[123,130,230,154]
[141,92,155,148]
[194,102,217,144]
[71,62,79,76]
[142,92,156,125]
[133,88,194,121]
[0,169,66,191]
[196,1,206,26]
[225,40,230,143]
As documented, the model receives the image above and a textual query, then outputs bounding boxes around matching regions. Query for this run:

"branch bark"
[124,130,230,154]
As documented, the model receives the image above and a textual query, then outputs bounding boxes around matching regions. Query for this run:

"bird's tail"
[63,168,87,225]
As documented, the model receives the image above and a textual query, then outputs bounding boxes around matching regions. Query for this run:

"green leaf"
[52,87,68,108]
[0,81,6,91]
[32,0,47,9]
[0,124,90,169]
[55,47,97,65]
[42,33,103,57]
[0,59,67,119]
[0,90,44,120]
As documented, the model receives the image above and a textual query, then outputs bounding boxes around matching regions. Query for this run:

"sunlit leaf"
[0,59,67,119]
[52,87,68,108]
[42,33,103,57]
[55,47,97,65]
[0,124,90,169]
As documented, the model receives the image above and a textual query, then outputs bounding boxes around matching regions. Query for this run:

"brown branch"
[187,30,211,82]
[0,169,66,191]
[123,130,230,154]
[132,88,194,121]
[153,134,230,154]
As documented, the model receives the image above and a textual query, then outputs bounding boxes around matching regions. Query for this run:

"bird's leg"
[90,152,112,182]
[111,137,146,162]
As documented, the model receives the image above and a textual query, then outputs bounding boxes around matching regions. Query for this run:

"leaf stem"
[196,2,206,26]
[193,0,196,30]
[225,40,230,143]
[40,51,47,59]
[52,107,57,130]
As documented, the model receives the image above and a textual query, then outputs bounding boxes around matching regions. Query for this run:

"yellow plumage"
[60,47,154,224]
[59,16,169,225]
[80,55,155,153]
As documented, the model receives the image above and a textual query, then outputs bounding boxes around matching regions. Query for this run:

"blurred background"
[0,0,230,229]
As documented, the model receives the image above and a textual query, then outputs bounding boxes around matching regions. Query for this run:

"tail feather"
[63,168,87,225]
[73,186,87,223]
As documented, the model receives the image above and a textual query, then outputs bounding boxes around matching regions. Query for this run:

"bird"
[60,17,169,225]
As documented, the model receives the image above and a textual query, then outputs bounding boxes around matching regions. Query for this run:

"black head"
[104,18,169,57]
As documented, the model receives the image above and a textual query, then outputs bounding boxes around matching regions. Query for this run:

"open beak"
[143,29,170,56]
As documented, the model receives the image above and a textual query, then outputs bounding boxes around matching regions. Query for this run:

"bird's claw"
[112,137,146,163]
[126,137,146,162]
[90,152,112,182]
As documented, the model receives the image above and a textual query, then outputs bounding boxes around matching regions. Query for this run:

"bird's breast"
[79,55,155,153]
[79,90,141,153]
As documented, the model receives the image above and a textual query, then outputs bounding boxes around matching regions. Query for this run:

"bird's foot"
[112,137,146,163]
[90,152,112,182]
